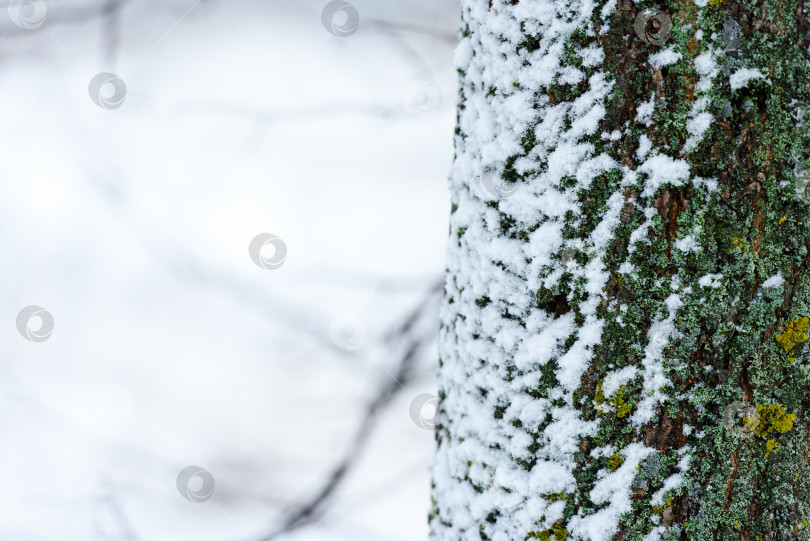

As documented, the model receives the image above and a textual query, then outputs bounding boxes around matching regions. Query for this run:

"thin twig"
[252,279,442,541]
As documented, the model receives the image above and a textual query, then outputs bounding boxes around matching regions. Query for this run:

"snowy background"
[1,0,457,539]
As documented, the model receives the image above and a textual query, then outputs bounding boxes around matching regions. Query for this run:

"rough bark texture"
[430,0,810,539]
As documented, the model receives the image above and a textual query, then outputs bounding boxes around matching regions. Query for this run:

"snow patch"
[648,48,682,69]
[600,366,638,399]
[637,134,653,159]
[762,272,785,288]
[569,443,656,541]
[643,526,668,541]
[730,68,766,90]
[650,449,691,505]
[632,294,682,426]
[675,235,700,253]
[636,94,655,126]
[638,155,691,197]
[698,273,723,288]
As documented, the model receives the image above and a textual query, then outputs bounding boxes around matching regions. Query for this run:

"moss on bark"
[432,0,810,539]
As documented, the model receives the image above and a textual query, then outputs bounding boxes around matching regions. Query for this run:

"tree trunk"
[430,0,810,539]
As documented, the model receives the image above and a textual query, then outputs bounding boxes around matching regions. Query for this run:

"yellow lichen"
[755,404,796,435]
[594,380,605,405]
[758,404,796,432]
[530,524,567,541]
[751,404,796,457]
[594,381,632,417]
[651,497,674,514]
[742,412,762,435]
[731,236,748,251]
[612,386,632,418]
[607,454,623,472]
[776,317,809,361]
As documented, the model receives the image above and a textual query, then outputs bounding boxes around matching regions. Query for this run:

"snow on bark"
[432,0,810,539]
[432,0,618,537]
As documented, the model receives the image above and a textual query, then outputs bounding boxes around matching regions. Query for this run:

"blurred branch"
[360,18,457,82]
[100,478,140,541]
[176,99,408,125]
[102,0,122,66]
[252,278,442,541]
[363,19,457,43]
[0,0,134,39]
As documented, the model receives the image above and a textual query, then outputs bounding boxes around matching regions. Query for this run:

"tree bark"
[430,0,810,539]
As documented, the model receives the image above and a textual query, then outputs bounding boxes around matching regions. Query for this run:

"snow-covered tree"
[431,0,810,539]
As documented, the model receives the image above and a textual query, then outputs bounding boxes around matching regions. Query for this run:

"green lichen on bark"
[590,0,810,536]
[432,0,810,539]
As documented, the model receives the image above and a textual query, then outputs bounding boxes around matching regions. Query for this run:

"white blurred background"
[0,1,458,539]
